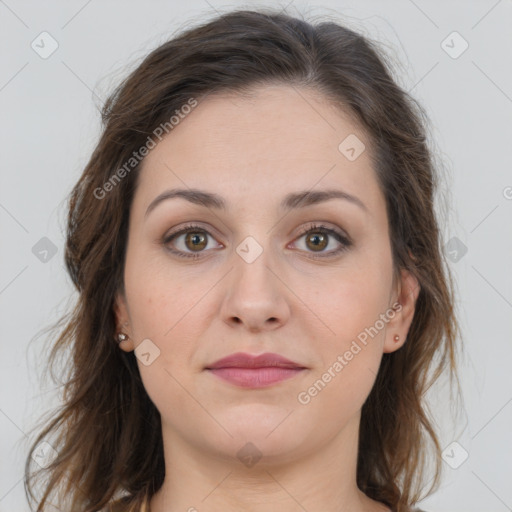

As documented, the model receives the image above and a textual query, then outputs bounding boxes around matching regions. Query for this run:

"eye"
[291,223,352,259]
[162,223,223,259]
[162,222,352,260]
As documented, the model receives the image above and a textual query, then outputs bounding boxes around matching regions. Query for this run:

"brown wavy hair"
[24,7,462,512]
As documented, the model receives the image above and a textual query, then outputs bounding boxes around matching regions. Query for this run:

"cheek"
[297,280,388,421]
[315,266,390,338]
[125,269,202,419]
[124,245,198,336]
[297,353,378,434]
[302,260,392,398]
[124,248,215,374]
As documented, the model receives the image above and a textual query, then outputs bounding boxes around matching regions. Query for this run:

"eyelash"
[162,223,352,260]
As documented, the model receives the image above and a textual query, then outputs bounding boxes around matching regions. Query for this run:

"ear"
[383,267,421,354]
[113,291,135,352]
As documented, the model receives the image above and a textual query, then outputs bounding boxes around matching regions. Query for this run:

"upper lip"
[205,352,306,369]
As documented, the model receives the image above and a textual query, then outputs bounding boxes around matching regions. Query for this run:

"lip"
[206,352,305,370]
[205,352,307,388]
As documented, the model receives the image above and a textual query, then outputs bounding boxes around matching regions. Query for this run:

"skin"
[114,84,420,512]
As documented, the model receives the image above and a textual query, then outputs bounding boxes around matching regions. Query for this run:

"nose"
[220,247,291,333]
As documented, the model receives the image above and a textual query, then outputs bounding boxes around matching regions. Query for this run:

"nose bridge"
[220,232,290,331]
[232,232,278,299]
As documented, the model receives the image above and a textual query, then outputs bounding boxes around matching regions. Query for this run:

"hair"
[24,7,462,512]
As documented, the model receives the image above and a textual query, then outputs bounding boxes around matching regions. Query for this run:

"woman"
[25,7,461,512]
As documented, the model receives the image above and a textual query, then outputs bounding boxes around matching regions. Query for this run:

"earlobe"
[383,268,421,354]
[114,331,135,352]
[113,292,135,352]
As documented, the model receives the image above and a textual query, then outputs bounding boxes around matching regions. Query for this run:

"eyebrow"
[144,187,368,219]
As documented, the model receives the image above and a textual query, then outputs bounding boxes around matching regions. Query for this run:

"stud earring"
[116,333,128,344]
[393,334,400,343]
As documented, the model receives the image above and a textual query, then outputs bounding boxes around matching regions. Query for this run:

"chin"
[203,417,312,464]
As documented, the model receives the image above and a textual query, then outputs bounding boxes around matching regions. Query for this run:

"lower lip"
[207,367,305,388]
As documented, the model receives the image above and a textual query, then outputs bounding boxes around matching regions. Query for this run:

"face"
[114,84,419,465]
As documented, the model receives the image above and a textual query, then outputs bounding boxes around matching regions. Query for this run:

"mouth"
[206,367,306,388]
[204,352,307,388]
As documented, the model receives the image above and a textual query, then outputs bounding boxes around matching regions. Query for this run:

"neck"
[149,412,390,512]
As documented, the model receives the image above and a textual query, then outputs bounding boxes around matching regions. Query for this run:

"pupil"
[309,233,326,251]
[187,232,206,250]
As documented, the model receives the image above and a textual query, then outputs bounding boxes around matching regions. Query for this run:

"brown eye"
[162,224,222,259]
[293,223,352,259]
[305,231,328,252]
[163,222,351,260]
[184,231,208,251]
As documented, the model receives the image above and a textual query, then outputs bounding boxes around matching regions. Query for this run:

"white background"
[1,1,511,511]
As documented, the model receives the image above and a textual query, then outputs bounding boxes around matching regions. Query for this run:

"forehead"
[134,84,384,218]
